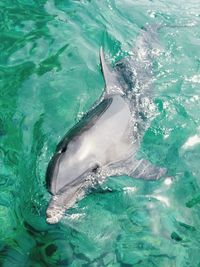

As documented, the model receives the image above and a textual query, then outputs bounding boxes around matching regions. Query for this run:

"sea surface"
[1,0,200,266]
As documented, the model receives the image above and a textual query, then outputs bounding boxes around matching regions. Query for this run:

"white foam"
[146,194,170,207]
[182,134,200,150]
[154,195,170,207]
[164,177,173,186]
[185,75,200,83]
[123,186,136,192]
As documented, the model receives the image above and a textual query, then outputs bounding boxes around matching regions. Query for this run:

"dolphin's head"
[46,138,99,196]
[45,138,100,223]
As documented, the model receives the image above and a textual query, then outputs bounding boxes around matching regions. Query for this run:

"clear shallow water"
[1,0,200,266]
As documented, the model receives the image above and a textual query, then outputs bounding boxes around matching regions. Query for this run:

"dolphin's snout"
[46,185,86,224]
[46,195,66,224]
[46,208,64,224]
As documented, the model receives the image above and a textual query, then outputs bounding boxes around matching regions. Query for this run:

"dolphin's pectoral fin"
[129,158,167,180]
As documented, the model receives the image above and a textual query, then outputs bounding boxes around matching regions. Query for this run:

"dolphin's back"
[56,98,113,153]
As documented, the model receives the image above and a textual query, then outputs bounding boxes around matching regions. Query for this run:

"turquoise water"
[1,0,200,266]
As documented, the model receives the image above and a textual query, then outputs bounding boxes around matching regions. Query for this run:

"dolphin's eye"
[60,145,67,153]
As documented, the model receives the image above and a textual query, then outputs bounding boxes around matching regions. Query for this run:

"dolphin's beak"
[46,194,66,224]
[46,183,86,224]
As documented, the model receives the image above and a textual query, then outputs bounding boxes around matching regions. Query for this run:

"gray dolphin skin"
[46,25,167,224]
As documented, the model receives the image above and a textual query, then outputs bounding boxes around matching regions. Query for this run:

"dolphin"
[45,25,167,224]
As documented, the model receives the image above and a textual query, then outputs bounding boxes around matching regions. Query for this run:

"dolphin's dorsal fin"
[100,47,123,96]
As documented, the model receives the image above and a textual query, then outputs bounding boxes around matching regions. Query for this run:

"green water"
[1,0,200,266]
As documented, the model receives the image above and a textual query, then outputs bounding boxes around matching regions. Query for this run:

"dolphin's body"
[46,25,166,224]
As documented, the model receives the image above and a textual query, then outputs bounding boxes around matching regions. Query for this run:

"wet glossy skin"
[47,95,133,195]
[46,26,167,224]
